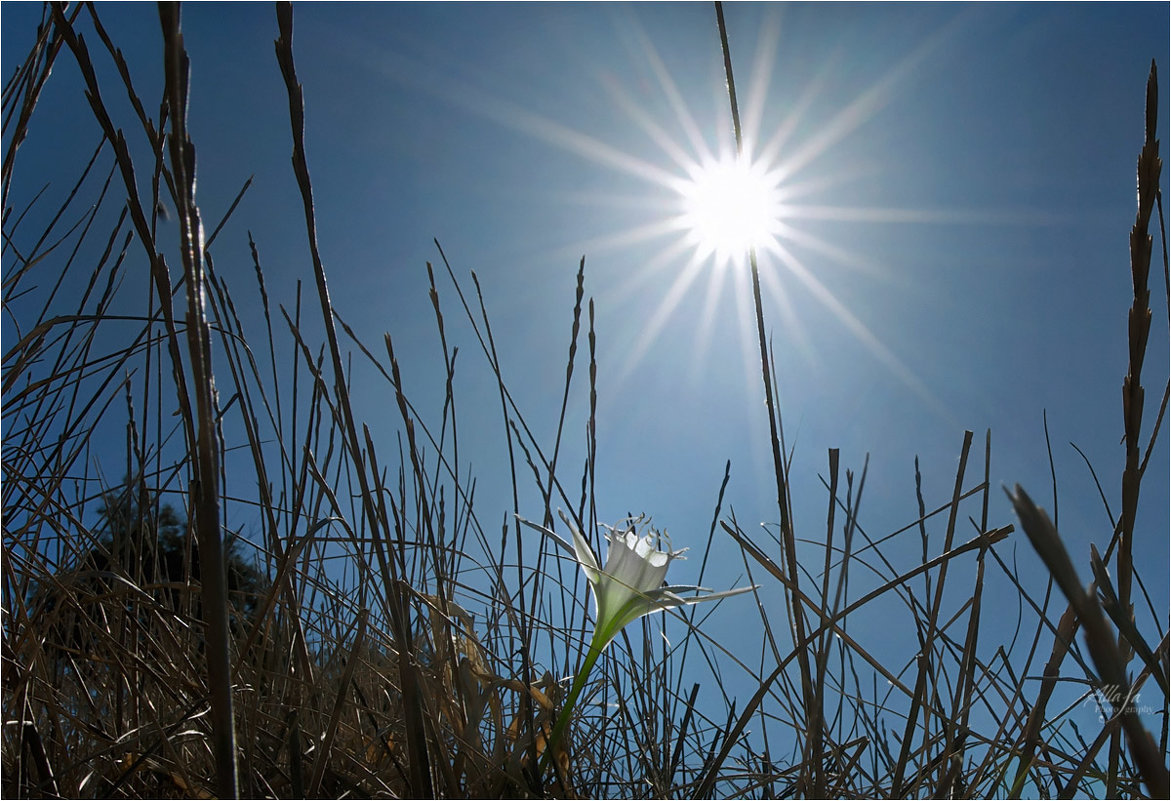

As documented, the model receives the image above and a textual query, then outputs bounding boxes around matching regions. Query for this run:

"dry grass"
[2,3,1167,798]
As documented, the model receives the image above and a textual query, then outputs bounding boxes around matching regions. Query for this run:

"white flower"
[540,511,755,650]
[517,510,755,776]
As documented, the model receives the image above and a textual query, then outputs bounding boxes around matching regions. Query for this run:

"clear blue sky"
[4,0,1168,728]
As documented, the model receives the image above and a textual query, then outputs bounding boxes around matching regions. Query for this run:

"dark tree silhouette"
[31,481,269,658]
[11,484,280,798]
[95,485,266,627]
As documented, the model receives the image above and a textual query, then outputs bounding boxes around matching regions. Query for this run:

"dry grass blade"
[1090,545,1168,698]
[1007,485,1169,798]
[157,6,237,795]
[2,4,71,211]
[308,609,368,796]
[1119,59,1161,669]
[273,4,436,794]
[892,430,973,797]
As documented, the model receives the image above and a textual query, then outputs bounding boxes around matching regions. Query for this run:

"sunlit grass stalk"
[713,1,817,789]
[159,7,239,794]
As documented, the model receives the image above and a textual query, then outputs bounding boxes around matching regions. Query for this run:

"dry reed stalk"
[1110,57,1164,796]
[273,3,439,795]
[157,6,237,795]
[1008,485,1169,797]
[1119,62,1161,636]
[1006,59,1168,800]
[712,5,818,795]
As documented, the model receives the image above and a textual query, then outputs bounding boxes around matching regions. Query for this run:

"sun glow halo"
[678,155,781,266]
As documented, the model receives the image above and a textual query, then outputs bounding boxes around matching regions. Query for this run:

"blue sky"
[4,0,1168,734]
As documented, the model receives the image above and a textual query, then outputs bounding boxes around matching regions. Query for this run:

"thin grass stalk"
[667,682,701,786]
[711,6,817,790]
[204,268,318,692]
[707,514,1011,796]
[587,298,598,552]
[429,249,548,782]
[678,460,731,664]
[274,5,434,794]
[424,262,461,575]
[936,431,994,796]
[155,5,238,795]
[1008,423,1090,798]
[727,515,1012,699]
[543,256,586,527]
[1008,485,1169,797]
[467,270,542,787]
[892,431,973,796]
[1012,605,1081,796]
[307,608,368,796]
[434,244,579,520]
[1106,60,1159,793]
[522,260,591,791]
[1120,60,1161,635]
[1,4,70,213]
[48,3,199,466]
[83,2,174,255]
[809,449,843,797]
[1005,60,1166,800]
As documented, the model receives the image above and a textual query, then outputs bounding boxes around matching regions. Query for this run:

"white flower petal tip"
[515,513,576,553]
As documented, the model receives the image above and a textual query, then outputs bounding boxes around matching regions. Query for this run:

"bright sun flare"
[678,155,781,266]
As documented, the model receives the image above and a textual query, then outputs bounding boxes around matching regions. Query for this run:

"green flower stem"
[541,626,609,775]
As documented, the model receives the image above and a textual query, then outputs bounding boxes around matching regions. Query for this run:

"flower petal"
[559,510,601,586]
[607,537,666,595]
[516,514,577,557]
[675,585,758,604]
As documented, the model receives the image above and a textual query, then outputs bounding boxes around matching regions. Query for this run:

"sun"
[676,154,783,267]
